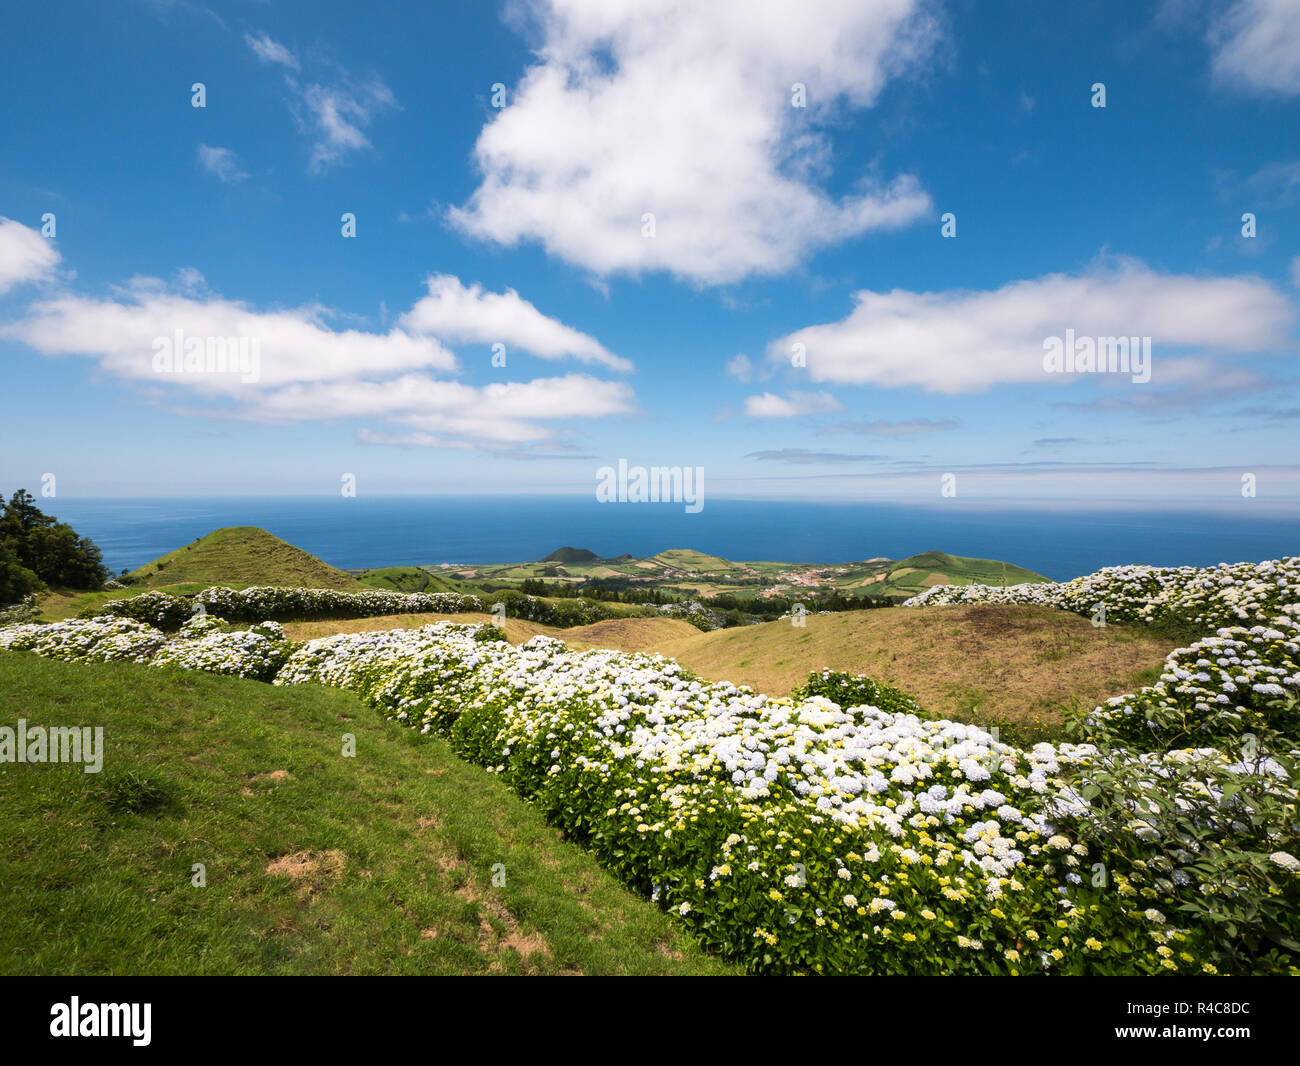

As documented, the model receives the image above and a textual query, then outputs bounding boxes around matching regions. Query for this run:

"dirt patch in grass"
[251,770,294,782]
[265,849,346,896]
[433,847,555,972]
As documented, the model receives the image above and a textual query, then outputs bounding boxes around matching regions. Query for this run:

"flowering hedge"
[151,619,295,681]
[904,556,1300,631]
[1085,609,1300,750]
[0,615,166,663]
[77,583,634,629]
[6,555,1299,974]
[78,586,484,628]
[270,623,1298,974]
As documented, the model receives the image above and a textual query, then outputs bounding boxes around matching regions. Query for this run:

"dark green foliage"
[0,489,108,603]
[97,769,172,815]
[792,669,929,719]
[541,546,600,563]
[0,540,42,606]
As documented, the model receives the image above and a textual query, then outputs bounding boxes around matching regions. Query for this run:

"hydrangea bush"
[1049,736,1298,973]
[0,615,166,663]
[151,623,295,681]
[77,584,638,629]
[272,623,1297,974]
[79,589,196,630]
[905,555,1300,631]
[792,669,929,720]
[5,555,1297,974]
[1084,609,1300,750]
[0,594,40,626]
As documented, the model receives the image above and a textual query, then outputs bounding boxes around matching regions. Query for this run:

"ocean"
[37,495,1300,583]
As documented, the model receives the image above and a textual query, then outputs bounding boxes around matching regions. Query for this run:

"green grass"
[0,651,733,975]
[127,526,361,591]
[853,551,1049,598]
[352,565,462,594]
[647,549,738,573]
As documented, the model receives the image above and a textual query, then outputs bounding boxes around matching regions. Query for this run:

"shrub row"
[77,584,630,630]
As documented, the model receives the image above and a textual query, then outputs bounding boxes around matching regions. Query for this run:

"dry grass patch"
[654,604,1177,736]
[265,849,346,897]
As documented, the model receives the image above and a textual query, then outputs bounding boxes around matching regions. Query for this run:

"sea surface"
[39,495,1300,583]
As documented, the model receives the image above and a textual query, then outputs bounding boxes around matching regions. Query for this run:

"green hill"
[648,549,737,573]
[130,527,360,590]
[354,565,465,594]
[0,651,731,975]
[853,551,1048,599]
[542,547,600,563]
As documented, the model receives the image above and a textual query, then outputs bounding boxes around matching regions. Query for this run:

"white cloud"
[818,418,959,437]
[0,217,59,294]
[1210,0,1300,95]
[197,144,248,183]
[5,271,633,448]
[7,289,456,395]
[400,274,631,371]
[294,77,397,173]
[356,429,475,450]
[450,0,939,285]
[725,354,753,381]
[251,373,635,443]
[769,259,1297,393]
[245,31,299,71]
[245,30,396,172]
[743,390,843,418]
[176,267,206,294]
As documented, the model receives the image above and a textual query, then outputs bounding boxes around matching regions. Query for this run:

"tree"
[0,490,108,603]
[0,540,41,604]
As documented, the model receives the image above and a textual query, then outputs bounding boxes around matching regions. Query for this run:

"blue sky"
[1,0,1297,507]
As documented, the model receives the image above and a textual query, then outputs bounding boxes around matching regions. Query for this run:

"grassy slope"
[657,606,1172,742]
[853,551,1048,598]
[0,652,731,976]
[281,605,1176,744]
[129,527,361,590]
[352,566,465,594]
[647,548,738,573]
[39,527,364,621]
